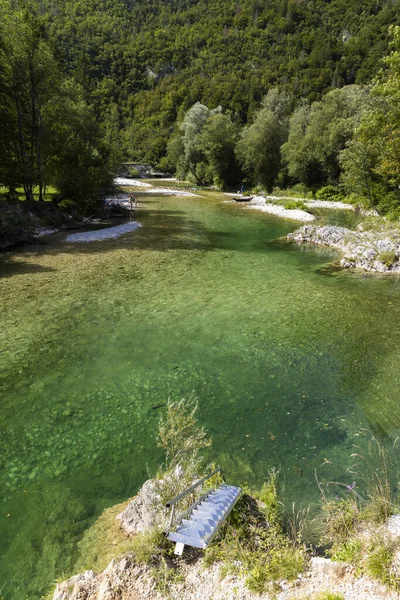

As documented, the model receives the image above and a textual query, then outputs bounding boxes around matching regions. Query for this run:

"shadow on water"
[0,261,55,278]
[0,205,268,280]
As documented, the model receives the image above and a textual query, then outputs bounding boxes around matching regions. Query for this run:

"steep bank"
[287,224,400,273]
[51,472,400,600]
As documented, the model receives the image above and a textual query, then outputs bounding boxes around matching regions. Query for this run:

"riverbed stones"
[287,224,400,273]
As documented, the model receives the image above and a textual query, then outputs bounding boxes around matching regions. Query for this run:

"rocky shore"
[51,475,400,600]
[52,554,400,600]
[287,224,400,273]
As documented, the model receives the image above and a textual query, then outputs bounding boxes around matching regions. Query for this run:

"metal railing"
[165,467,223,532]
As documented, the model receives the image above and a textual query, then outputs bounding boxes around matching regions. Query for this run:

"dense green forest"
[1,0,400,217]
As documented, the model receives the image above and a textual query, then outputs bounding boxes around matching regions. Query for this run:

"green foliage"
[0,0,117,210]
[283,86,371,189]
[366,540,398,588]
[315,185,346,202]
[197,112,241,187]
[330,538,362,563]
[151,556,184,595]
[128,527,167,565]
[322,497,360,546]
[378,251,397,268]
[340,26,400,214]
[236,90,292,191]
[128,167,140,178]
[157,396,211,471]
[204,472,305,593]
[284,200,307,211]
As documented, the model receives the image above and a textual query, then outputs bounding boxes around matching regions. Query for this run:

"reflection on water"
[1,193,400,599]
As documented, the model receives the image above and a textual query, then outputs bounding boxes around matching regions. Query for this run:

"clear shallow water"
[1,193,400,598]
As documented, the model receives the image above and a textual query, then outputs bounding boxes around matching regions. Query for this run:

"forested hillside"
[38,0,400,162]
[1,0,400,216]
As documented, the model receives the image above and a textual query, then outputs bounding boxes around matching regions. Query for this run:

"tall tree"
[340,26,400,214]
[0,2,59,200]
[236,90,292,191]
[196,112,240,188]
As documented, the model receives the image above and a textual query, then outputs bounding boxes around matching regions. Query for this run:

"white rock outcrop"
[287,224,400,273]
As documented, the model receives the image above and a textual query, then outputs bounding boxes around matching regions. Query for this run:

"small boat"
[232,195,254,202]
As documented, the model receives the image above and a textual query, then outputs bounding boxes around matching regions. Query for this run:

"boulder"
[310,557,348,578]
[117,478,165,535]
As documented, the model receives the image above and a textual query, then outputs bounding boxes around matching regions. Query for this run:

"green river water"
[1,189,400,599]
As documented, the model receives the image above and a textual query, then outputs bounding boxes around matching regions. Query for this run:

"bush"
[204,471,306,593]
[285,200,307,210]
[366,540,398,588]
[315,185,346,202]
[378,251,397,268]
[0,201,39,248]
[128,166,140,178]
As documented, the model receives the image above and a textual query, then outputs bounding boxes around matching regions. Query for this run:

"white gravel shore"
[114,177,152,187]
[305,199,354,210]
[144,187,199,197]
[248,196,315,222]
[65,222,141,242]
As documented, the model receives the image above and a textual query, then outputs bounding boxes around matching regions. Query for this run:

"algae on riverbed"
[1,190,400,599]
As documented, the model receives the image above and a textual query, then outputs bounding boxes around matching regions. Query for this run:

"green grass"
[203,472,306,594]
[0,185,58,202]
[366,540,398,588]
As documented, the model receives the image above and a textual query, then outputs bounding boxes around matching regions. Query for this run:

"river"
[1,189,400,599]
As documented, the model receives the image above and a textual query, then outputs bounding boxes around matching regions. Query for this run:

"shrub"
[285,199,307,210]
[315,185,346,202]
[330,538,362,563]
[366,540,398,588]
[128,166,140,178]
[322,497,360,546]
[157,396,211,472]
[204,472,306,593]
[0,201,38,248]
[378,251,397,267]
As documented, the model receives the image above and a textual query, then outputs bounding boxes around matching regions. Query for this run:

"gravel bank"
[65,222,142,242]
[248,195,315,222]
[144,187,199,197]
[114,177,152,187]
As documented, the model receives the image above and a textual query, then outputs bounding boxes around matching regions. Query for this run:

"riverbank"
[247,195,316,222]
[51,469,400,600]
[287,224,400,273]
[52,552,400,600]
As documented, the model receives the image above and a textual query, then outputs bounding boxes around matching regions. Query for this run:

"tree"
[236,89,292,191]
[196,112,240,188]
[340,27,400,214]
[0,1,116,209]
[281,101,324,188]
[282,86,370,189]
[0,2,59,201]
[177,102,221,184]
